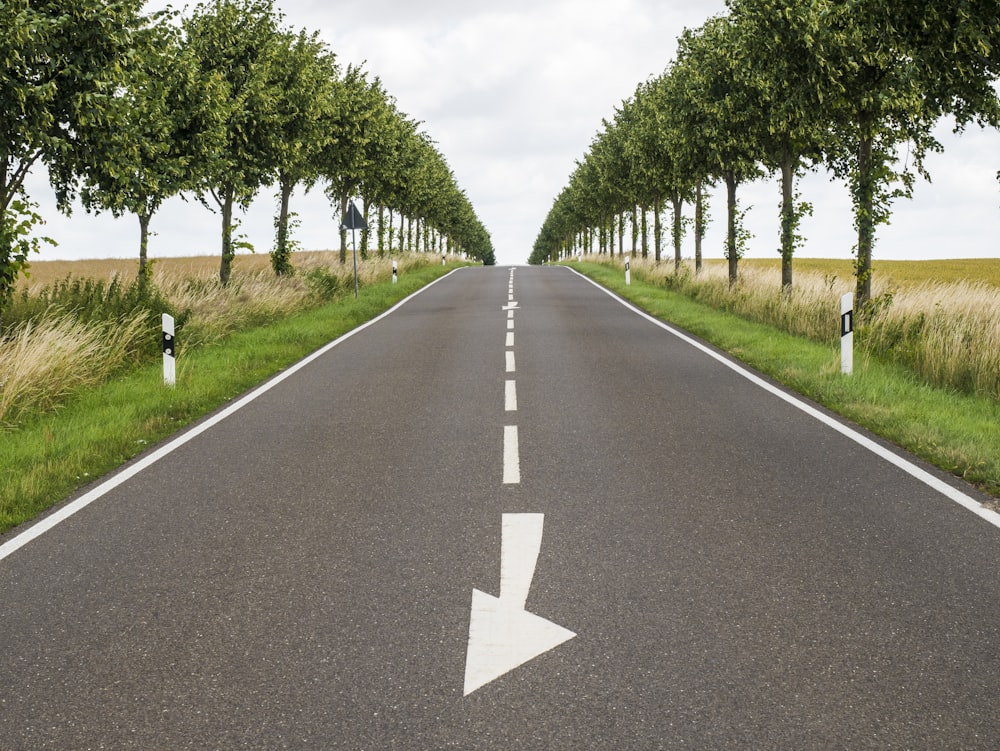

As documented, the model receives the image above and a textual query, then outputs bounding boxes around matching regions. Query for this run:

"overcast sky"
[24,0,1000,268]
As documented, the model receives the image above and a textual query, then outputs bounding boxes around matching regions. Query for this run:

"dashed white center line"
[505,270,520,485]
[503,426,520,484]
[505,380,517,412]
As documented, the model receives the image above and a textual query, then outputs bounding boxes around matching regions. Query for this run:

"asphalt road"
[2,265,999,749]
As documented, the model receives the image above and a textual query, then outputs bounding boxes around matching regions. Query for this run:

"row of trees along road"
[530,0,1000,306]
[0,0,494,327]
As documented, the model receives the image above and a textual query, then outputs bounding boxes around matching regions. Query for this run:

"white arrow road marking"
[463,514,576,695]
[502,302,518,311]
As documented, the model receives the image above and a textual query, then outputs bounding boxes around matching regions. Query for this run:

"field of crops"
[16,251,339,291]
[723,257,1000,288]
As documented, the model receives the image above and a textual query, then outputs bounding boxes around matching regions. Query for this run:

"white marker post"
[625,256,631,286]
[841,292,854,375]
[162,313,176,387]
[442,252,447,266]
[392,260,398,284]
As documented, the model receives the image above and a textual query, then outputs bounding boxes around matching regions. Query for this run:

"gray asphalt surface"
[1,265,999,749]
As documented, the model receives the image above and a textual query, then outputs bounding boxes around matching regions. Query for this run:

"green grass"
[0,263,459,535]
[571,261,1000,505]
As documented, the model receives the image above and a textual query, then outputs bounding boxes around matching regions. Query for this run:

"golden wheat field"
[20,253,1000,290]
[15,250,342,290]
[720,257,1000,288]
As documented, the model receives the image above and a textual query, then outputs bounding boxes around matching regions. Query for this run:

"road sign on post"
[340,201,368,299]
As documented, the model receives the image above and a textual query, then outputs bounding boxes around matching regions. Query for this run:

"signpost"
[340,201,367,299]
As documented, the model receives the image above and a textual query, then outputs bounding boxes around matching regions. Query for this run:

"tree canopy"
[531,1,1000,306]
[0,0,493,312]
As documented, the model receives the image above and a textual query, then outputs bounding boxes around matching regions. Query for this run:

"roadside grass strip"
[566,261,1000,508]
[0,264,461,540]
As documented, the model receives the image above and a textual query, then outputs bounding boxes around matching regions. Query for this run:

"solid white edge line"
[503,425,521,484]
[0,268,468,563]
[563,266,1000,532]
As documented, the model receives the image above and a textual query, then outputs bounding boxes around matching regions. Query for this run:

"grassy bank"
[566,260,1000,505]
[615,256,1000,400]
[0,260,460,535]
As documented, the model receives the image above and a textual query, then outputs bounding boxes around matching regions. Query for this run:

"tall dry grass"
[615,255,1000,400]
[0,252,444,427]
[0,310,150,428]
[863,280,1000,398]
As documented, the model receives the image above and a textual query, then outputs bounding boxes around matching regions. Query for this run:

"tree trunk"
[640,205,648,259]
[726,172,738,288]
[694,180,704,274]
[631,206,638,256]
[272,175,293,276]
[855,132,875,306]
[653,198,662,263]
[338,192,348,265]
[138,211,151,286]
[361,198,370,259]
[672,194,683,272]
[780,146,795,295]
[377,205,385,256]
[618,212,625,257]
[220,189,235,285]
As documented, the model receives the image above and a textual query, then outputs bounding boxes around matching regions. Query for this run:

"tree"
[0,0,144,325]
[269,29,337,276]
[674,17,764,286]
[79,13,227,281]
[184,0,284,285]
[727,0,828,293]
[809,0,953,305]
[320,66,383,265]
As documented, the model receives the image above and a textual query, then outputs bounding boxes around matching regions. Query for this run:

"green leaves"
[0,0,495,294]
[0,194,54,324]
[0,0,142,314]
[535,0,1000,302]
